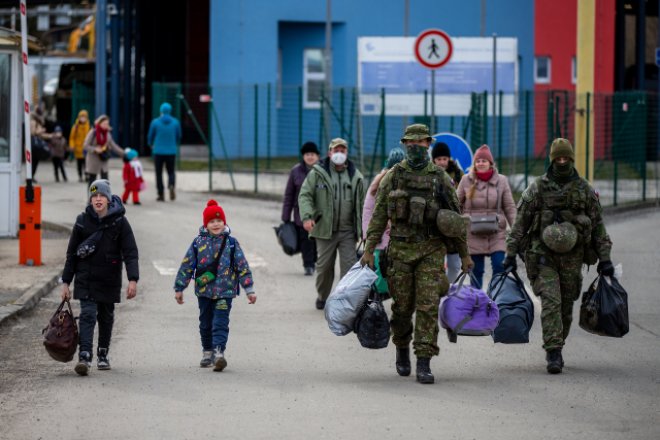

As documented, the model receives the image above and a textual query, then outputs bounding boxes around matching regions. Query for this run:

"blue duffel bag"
[487,270,534,344]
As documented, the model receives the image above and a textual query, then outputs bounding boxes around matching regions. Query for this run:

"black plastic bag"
[274,222,299,256]
[354,288,390,349]
[579,275,629,338]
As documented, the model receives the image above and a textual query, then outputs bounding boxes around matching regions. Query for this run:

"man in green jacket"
[298,138,366,310]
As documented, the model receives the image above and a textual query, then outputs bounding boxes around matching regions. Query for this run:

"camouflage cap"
[541,222,578,253]
[328,137,348,150]
[549,138,575,162]
[400,124,433,142]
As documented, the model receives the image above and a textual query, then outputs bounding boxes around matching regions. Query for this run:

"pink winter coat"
[457,169,516,255]
[362,169,390,250]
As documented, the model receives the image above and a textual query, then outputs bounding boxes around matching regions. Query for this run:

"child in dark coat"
[174,200,256,371]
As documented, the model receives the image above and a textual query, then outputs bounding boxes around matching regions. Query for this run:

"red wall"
[535,0,578,91]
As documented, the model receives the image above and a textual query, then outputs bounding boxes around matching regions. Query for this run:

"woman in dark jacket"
[281,142,320,275]
[61,179,139,376]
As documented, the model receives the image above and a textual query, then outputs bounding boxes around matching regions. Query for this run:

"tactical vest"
[533,176,593,250]
[387,164,451,242]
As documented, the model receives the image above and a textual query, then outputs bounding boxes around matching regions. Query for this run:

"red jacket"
[123,160,144,192]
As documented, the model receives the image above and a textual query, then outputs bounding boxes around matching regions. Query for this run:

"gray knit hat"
[88,179,112,201]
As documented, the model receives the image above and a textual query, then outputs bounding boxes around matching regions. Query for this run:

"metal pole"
[267,82,271,169]
[95,0,107,117]
[498,89,503,165]
[524,90,530,187]
[254,84,259,193]
[340,87,345,139]
[431,70,436,134]
[424,89,428,121]
[20,0,33,198]
[324,0,332,139]
[381,88,386,159]
[480,0,486,37]
[586,92,591,180]
[492,33,497,151]
[110,0,119,141]
[298,85,303,158]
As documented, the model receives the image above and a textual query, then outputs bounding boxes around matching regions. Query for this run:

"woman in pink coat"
[457,145,517,289]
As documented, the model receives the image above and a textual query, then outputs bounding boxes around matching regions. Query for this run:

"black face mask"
[406,144,429,170]
[550,161,577,184]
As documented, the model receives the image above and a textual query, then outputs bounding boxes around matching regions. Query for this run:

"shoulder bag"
[469,181,500,235]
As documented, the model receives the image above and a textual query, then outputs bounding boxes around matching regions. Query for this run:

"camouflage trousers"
[527,249,583,351]
[387,238,449,358]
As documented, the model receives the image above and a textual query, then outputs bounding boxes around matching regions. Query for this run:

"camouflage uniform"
[506,139,612,354]
[365,127,469,359]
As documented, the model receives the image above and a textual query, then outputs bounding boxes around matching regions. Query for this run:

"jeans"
[154,154,176,196]
[198,296,233,352]
[471,251,506,289]
[78,299,115,354]
[297,225,317,269]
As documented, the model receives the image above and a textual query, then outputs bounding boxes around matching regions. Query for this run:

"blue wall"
[209,0,535,158]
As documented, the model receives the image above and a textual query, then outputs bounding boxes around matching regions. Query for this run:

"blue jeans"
[471,251,505,289]
[78,299,115,354]
[198,296,233,352]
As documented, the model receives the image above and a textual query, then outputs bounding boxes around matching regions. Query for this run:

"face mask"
[554,161,572,175]
[405,144,429,169]
[330,152,347,166]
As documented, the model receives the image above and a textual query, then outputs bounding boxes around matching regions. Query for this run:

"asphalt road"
[0,173,658,440]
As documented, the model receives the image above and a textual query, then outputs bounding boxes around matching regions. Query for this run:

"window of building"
[303,48,326,109]
[534,56,551,84]
[571,56,577,84]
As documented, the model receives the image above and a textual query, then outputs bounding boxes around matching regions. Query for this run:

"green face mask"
[553,161,572,176]
[405,144,429,169]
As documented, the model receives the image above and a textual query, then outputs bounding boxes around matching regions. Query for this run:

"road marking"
[153,260,179,276]
[244,253,267,268]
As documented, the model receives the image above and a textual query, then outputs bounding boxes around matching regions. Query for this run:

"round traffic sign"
[414,29,453,69]
[431,132,473,173]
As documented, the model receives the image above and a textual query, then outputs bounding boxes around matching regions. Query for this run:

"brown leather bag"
[42,299,79,363]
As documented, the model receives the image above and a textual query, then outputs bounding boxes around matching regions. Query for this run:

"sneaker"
[169,185,176,201]
[315,298,326,310]
[200,350,215,368]
[75,351,92,376]
[97,348,111,370]
[304,267,315,276]
[213,348,227,372]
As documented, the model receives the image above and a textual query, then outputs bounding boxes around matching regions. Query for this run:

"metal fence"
[151,82,660,207]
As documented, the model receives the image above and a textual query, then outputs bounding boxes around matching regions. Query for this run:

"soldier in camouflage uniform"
[504,138,614,374]
[360,124,473,384]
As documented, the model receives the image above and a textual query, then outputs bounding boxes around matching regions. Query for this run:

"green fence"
[152,82,660,206]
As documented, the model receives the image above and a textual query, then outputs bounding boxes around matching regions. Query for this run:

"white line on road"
[152,260,179,276]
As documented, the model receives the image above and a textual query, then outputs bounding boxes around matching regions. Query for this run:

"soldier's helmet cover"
[541,222,578,253]
[400,124,433,143]
[436,209,465,238]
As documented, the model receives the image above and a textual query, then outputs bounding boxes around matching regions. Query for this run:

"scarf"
[405,144,430,170]
[549,163,579,184]
[95,124,108,146]
[475,169,494,182]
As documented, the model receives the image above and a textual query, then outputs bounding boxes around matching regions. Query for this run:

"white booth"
[0,28,23,237]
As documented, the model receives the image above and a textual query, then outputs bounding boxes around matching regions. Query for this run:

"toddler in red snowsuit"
[122,149,144,205]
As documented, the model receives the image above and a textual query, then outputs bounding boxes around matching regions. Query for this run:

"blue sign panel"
[431,132,473,173]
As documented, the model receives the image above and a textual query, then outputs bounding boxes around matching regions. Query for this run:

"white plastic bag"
[324,262,378,336]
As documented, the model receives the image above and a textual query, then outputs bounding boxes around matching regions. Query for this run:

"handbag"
[469,181,500,235]
[42,299,79,363]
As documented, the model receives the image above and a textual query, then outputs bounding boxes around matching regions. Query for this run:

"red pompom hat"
[203,199,226,226]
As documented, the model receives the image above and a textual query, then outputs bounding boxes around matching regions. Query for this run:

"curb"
[0,268,61,326]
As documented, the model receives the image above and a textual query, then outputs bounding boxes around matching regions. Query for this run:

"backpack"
[487,270,535,344]
[439,272,500,343]
[353,288,390,349]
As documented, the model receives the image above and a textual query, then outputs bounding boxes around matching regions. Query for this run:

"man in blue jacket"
[148,102,182,201]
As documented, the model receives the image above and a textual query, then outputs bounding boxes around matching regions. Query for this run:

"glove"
[503,254,517,272]
[360,250,375,269]
[597,260,615,277]
[460,255,474,272]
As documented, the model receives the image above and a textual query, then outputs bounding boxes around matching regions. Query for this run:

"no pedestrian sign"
[414,29,453,69]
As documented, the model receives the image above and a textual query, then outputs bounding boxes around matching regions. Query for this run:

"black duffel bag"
[579,275,629,338]
[354,288,390,349]
[274,221,299,256]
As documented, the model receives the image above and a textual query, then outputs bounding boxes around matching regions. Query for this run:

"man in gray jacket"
[298,138,366,309]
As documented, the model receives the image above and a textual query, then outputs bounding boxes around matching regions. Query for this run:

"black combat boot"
[416,358,434,384]
[546,349,563,374]
[395,347,411,377]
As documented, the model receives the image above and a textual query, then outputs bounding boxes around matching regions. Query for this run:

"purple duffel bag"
[439,272,500,343]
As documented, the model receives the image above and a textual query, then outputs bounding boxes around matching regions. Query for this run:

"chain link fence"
[151,82,660,207]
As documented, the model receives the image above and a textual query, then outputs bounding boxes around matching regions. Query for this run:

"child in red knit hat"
[173,199,256,371]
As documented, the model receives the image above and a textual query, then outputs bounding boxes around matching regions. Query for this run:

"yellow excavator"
[67,14,94,59]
